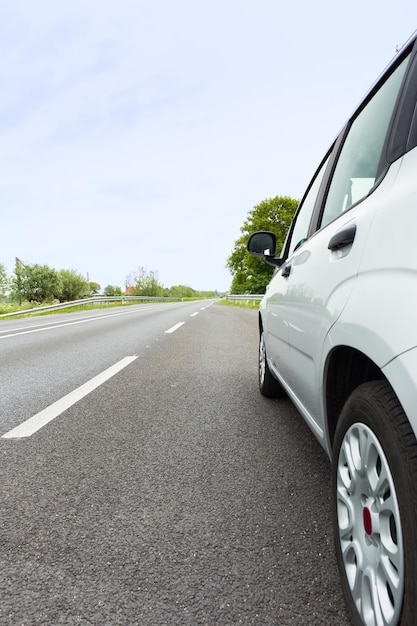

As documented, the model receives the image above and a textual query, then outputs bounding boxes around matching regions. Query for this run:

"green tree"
[11,262,62,303]
[103,285,122,296]
[13,257,25,304]
[0,263,9,301]
[169,285,196,298]
[58,270,88,302]
[87,281,100,296]
[197,290,218,298]
[126,267,165,297]
[227,195,298,294]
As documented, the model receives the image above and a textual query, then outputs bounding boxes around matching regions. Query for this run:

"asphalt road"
[0,302,351,625]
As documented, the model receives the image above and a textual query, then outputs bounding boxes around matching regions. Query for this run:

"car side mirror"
[247,231,284,267]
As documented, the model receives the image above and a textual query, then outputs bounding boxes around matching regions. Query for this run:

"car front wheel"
[332,380,417,626]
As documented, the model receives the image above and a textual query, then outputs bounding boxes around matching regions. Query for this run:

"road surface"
[0,301,350,625]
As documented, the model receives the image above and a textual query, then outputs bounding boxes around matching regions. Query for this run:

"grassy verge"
[216,299,260,309]
[0,300,164,320]
[0,297,216,320]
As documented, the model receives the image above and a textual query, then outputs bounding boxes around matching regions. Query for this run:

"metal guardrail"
[226,294,263,303]
[0,295,261,318]
[0,296,182,319]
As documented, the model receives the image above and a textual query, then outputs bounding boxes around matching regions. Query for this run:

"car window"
[320,53,410,228]
[287,155,329,257]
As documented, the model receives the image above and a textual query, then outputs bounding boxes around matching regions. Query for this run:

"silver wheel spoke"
[361,569,385,626]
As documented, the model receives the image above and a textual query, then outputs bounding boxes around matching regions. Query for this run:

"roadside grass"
[0,300,158,320]
[0,302,35,316]
[28,302,132,317]
[217,299,260,309]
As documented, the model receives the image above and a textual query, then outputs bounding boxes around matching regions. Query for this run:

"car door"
[280,52,411,436]
[263,153,329,389]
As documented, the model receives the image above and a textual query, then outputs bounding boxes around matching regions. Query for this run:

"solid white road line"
[0,305,170,340]
[164,322,185,334]
[2,355,138,439]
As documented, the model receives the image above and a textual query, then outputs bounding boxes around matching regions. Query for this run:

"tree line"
[0,259,100,304]
[0,194,298,304]
[0,259,218,306]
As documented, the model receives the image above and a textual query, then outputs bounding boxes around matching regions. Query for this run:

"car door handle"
[328,224,356,251]
[281,263,291,278]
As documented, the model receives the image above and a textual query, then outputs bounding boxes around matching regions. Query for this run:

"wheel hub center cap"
[363,506,372,535]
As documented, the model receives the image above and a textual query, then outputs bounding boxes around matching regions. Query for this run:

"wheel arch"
[324,346,386,450]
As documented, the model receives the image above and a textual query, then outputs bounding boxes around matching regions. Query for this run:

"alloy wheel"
[335,422,404,625]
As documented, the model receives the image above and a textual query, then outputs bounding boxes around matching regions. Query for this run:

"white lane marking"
[164,322,185,334]
[0,311,136,340]
[190,312,199,317]
[0,304,177,340]
[2,356,138,439]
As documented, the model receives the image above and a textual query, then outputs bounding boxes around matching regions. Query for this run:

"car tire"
[332,380,417,626]
[259,329,285,398]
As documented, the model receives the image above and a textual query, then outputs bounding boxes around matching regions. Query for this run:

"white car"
[248,31,417,626]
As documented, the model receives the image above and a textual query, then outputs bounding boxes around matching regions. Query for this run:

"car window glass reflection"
[288,156,329,257]
[320,54,410,228]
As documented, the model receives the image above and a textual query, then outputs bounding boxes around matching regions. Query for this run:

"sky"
[0,1,416,293]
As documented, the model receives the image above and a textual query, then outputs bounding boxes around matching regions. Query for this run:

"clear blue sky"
[0,1,415,292]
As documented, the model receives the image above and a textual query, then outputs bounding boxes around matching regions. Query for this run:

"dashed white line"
[190,312,199,317]
[2,355,138,439]
[164,322,185,334]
